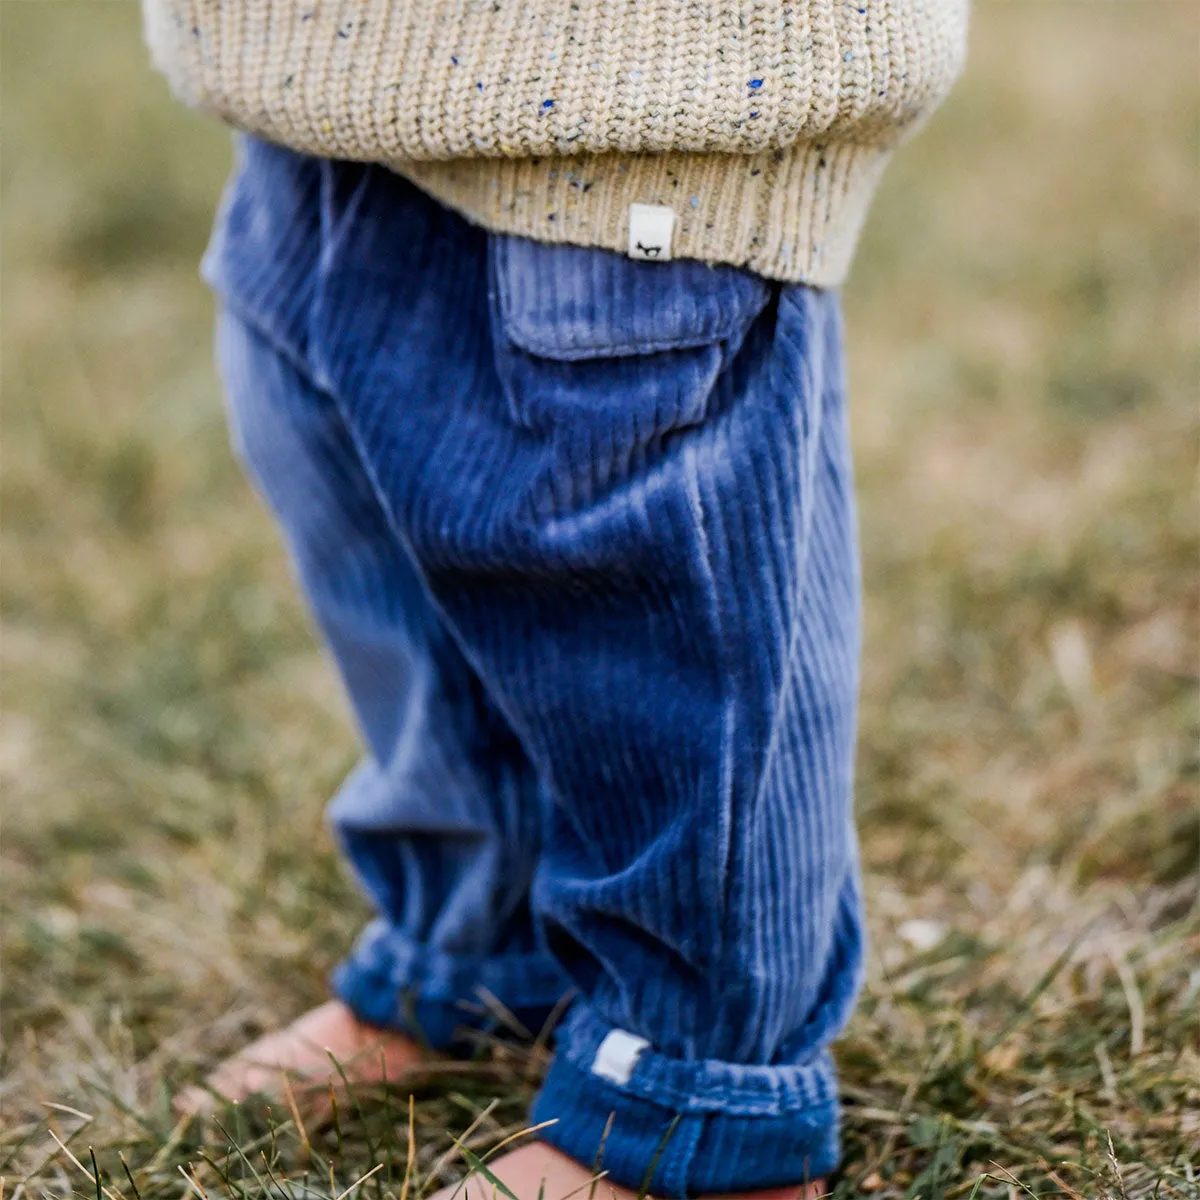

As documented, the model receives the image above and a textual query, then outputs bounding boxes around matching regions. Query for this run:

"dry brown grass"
[2,3,1197,1198]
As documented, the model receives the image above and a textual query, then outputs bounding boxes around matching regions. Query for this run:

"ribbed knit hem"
[396,141,891,286]
[199,99,890,288]
[529,1004,840,1195]
[332,918,570,1050]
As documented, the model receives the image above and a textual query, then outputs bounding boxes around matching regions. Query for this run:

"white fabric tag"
[628,204,676,262]
[591,1028,651,1085]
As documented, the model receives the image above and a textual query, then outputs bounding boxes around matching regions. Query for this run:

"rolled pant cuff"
[530,1006,840,1196]
[331,918,570,1050]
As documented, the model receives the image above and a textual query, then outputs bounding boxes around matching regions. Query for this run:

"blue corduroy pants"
[207,137,866,1195]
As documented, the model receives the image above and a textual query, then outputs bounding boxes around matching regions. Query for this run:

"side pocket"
[488,234,773,439]
[492,235,771,362]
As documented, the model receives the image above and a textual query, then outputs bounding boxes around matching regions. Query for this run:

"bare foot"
[175,999,427,1117]
[427,1141,826,1200]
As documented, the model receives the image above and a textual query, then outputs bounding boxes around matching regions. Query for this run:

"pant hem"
[531,1049,839,1196]
[332,917,571,1049]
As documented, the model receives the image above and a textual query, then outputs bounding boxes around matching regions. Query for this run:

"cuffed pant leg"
[216,305,569,1048]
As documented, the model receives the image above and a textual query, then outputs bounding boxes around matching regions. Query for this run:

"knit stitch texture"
[145,0,967,280]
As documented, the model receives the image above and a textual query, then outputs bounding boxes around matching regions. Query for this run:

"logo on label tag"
[628,204,676,262]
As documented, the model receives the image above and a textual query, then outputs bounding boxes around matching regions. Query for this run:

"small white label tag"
[628,204,676,262]
[591,1029,651,1086]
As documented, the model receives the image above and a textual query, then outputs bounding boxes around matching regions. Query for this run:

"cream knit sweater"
[144,0,968,285]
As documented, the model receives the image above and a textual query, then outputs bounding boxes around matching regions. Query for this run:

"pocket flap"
[492,235,771,362]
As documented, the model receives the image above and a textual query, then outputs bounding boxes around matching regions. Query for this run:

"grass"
[2,2,1197,1197]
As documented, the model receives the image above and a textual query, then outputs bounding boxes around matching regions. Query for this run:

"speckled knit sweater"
[144,0,968,285]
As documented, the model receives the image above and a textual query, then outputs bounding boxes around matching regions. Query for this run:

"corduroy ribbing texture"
[206,140,866,1192]
[145,0,968,283]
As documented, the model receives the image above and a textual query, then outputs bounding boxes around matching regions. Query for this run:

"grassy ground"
[2,3,1197,1197]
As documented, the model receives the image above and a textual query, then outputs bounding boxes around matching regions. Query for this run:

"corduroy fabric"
[206,139,865,1193]
[145,0,968,284]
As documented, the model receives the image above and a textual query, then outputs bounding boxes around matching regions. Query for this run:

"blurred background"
[2,4,1197,1198]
